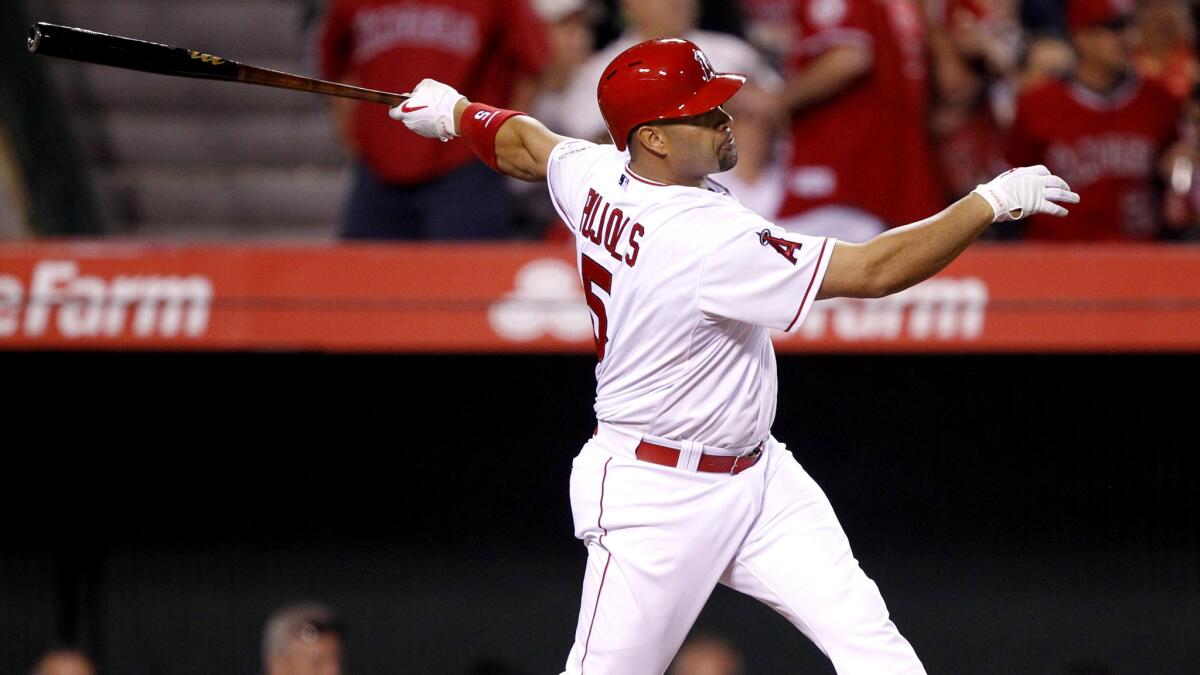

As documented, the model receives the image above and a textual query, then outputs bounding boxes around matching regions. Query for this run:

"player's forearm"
[783,45,873,111]
[453,99,567,182]
[862,194,995,297]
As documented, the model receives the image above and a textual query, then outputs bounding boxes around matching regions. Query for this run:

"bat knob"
[27,24,44,54]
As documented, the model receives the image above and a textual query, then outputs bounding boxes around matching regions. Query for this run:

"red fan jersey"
[318,0,549,184]
[779,0,942,227]
[1006,76,1180,240]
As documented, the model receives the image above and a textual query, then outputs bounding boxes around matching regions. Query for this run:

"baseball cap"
[1067,0,1135,32]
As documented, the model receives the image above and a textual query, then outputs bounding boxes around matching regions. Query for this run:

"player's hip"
[587,421,766,460]
[568,423,788,541]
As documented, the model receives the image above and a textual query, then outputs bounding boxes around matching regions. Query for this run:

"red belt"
[635,440,763,475]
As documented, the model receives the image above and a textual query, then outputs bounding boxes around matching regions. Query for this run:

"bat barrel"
[27,22,134,61]
[27,21,240,81]
[27,21,408,106]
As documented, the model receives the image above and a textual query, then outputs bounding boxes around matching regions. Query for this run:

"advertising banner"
[2,242,1197,352]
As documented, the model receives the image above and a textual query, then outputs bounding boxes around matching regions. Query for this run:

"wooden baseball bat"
[27,22,409,106]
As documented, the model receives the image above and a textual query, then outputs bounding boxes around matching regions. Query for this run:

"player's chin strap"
[460,103,527,173]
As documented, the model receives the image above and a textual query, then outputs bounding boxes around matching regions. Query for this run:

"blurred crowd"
[24,601,1123,675]
[315,0,1200,243]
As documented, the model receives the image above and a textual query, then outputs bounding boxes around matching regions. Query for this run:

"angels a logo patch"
[758,229,802,265]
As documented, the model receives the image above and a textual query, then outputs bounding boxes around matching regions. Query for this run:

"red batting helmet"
[597,38,746,152]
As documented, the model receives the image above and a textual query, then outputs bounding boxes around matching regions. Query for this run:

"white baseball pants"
[561,423,925,675]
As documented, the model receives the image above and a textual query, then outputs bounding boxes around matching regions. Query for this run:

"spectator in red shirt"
[317,0,550,239]
[776,0,943,242]
[927,0,1019,206]
[1007,0,1181,240]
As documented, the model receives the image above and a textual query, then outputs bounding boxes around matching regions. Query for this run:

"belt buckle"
[730,445,763,474]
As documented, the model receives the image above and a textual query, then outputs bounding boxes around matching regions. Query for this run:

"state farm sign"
[0,260,213,339]
[782,278,989,342]
[0,243,1195,352]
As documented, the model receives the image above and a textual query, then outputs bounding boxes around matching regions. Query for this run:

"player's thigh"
[563,537,710,675]
[565,446,758,675]
[722,448,925,674]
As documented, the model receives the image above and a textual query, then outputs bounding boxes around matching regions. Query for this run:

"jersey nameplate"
[581,188,644,268]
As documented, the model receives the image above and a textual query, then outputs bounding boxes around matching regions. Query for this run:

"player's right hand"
[971,165,1080,222]
[388,78,467,142]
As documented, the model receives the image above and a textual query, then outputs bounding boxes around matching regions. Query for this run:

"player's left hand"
[972,165,1080,222]
[388,78,467,142]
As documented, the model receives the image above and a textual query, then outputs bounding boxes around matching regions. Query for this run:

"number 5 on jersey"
[581,254,612,360]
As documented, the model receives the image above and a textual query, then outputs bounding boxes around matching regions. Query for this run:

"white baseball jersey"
[546,139,834,451]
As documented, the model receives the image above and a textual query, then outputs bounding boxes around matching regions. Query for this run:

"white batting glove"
[971,165,1080,222]
[388,78,466,142]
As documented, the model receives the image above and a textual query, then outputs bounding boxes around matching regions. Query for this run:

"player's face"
[662,106,738,175]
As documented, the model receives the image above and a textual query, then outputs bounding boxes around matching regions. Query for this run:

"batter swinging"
[390,38,1077,675]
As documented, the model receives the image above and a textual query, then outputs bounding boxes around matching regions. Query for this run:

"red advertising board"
[1,242,1197,352]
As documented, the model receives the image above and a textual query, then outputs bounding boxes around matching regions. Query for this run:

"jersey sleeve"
[697,215,834,332]
[545,139,603,233]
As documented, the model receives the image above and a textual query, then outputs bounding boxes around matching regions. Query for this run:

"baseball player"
[390,38,1077,675]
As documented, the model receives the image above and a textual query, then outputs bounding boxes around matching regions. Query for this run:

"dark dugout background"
[2,352,1197,675]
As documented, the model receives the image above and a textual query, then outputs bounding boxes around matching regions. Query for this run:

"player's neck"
[1074,63,1130,94]
[627,157,706,188]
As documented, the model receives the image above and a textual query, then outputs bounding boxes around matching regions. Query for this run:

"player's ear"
[633,124,669,158]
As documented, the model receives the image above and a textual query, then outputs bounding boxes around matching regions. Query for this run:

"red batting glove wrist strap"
[460,103,526,173]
